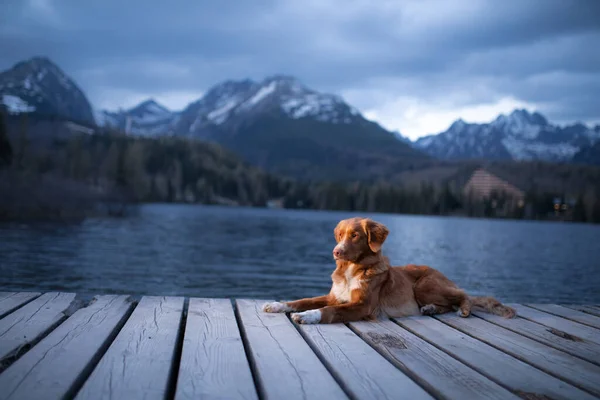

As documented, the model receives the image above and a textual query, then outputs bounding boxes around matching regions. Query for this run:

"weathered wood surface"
[0,292,40,318]
[349,318,518,400]
[0,292,77,363]
[527,304,600,329]
[299,320,433,400]
[175,298,258,400]
[436,312,600,397]
[1,294,600,400]
[76,296,184,400]
[474,309,600,364]
[235,299,348,400]
[509,303,600,345]
[0,295,133,400]
[564,304,600,317]
[396,315,597,400]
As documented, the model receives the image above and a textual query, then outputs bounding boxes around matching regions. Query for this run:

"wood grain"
[235,299,348,400]
[436,312,600,397]
[474,309,600,364]
[563,305,600,318]
[526,304,600,329]
[0,292,77,363]
[397,315,597,400]
[349,318,518,400]
[0,295,133,400]
[508,304,600,344]
[299,321,433,400]
[75,296,184,400]
[0,292,40,319]
[175,298,258,400]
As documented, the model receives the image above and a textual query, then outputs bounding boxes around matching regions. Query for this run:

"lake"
[1,204,599,304]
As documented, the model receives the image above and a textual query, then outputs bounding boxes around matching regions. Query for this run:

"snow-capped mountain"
[0,57,95,125]
[96,99,178,136]
[168,75,425,179]
[414,109,600,162]
[174,75,364,138]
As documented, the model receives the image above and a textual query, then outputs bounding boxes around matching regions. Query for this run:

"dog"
[263,217,515,324]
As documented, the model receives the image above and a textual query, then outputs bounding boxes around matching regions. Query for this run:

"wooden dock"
[0,292,599,400]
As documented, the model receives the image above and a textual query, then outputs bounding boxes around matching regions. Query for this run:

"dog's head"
[332,217,389,262]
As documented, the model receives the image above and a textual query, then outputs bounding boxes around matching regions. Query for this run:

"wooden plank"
[349,318,518,400]
[396,315,597,400]
[175,298,258,400]
[527,304,600,329]
[436,312,600,397]
[235,299,348,400]
[564,304,600,317]
[0,295,133,400]
[298,322,433,400]
[0,292,78,363]
[508,304,600,345]
[75,296,184,400]
[473,310,600,364]
[0,293,13,301]
[0,292,40,318]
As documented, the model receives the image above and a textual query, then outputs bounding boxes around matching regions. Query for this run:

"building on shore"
[462,168,527,217]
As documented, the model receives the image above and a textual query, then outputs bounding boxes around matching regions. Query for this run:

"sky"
[0,0,599,139]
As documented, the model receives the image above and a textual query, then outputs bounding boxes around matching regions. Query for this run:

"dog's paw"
[262,301,292,313]
[291,310,322,324]
[457,308,471,318]
[420,304,437,315]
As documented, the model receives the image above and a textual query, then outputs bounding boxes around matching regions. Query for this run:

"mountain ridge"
[414,109,600,163]
[0,56,428,180]
[2,56,599,169]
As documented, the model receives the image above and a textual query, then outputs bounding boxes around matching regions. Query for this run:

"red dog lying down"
[263,217,515,324]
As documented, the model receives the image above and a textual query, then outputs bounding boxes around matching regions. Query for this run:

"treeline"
[0,112,294,219]
[284,181,600,223]
[2,111,600,223]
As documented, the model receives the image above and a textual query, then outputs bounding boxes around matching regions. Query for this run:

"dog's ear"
[361,219,389,253]
[333,221,343,243]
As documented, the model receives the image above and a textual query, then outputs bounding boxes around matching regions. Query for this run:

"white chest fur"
[330,264,363,303]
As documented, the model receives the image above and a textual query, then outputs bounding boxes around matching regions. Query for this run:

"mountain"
[414,109,600,163]
[174,75,365,136]
[572,128,600,166]
[170,75,426,179]
[96,99,178,136]
[0,57,95,125]
[100,75,427,179]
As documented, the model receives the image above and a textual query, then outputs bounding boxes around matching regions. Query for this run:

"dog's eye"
[351,232,359,239]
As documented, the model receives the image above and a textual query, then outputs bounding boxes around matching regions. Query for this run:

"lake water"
[1,204,599,304]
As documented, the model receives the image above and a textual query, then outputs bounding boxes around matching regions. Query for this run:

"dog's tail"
[470,296,516,318]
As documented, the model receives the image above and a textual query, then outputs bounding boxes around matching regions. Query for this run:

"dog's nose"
[333,248,344,258]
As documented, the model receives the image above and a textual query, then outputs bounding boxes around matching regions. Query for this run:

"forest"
[1,111,600,223]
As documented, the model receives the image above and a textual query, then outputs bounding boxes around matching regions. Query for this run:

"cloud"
[0,0,599,137]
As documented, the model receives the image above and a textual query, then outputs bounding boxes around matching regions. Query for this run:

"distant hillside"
[572,140,600,166]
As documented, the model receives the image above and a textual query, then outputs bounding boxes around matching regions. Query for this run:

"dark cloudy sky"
[1,0,599,139]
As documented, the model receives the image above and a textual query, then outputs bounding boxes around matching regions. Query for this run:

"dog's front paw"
[291,310,322,324]
[262,301,292,313]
